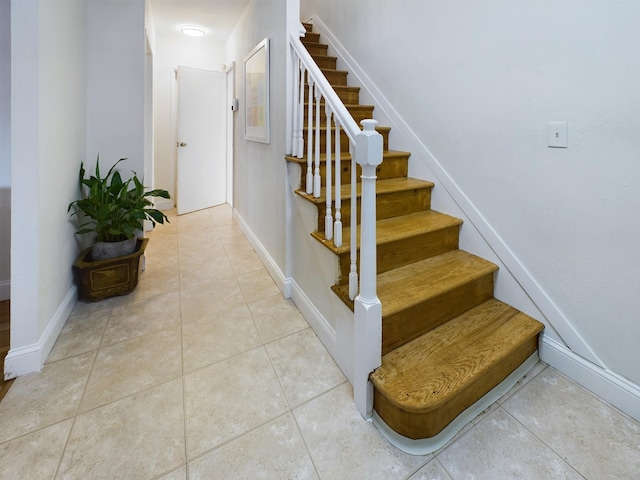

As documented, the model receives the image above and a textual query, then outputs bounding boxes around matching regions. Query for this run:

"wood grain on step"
[370,299,544,438]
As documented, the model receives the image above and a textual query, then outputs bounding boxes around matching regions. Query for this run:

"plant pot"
[91,237,137,261]
[73,238,148,302]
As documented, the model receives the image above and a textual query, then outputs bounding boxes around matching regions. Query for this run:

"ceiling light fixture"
[181,25,205,37]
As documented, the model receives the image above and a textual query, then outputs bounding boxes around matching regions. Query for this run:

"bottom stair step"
[370,298,544,440]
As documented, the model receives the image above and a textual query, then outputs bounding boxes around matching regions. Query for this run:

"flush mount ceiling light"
[181,25,205,37]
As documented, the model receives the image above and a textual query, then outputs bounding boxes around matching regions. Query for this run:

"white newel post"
[353,119,383,419]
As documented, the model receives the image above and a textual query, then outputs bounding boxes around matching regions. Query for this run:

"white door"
[177,66,226,215]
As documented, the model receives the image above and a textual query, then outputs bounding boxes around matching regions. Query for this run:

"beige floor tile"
[248,295,309,343]
[110,264,180,306]
[144,234,178,258]
[188,413,318,480]
[266,328,346,408]
[438,407,583,479]
[228,249,264,275]
[210,206,234,227]
[180,281,246,324]
[47,308,109,363]
[182,304,262,373]
[176,210,215,230]
[80,327,182,412]
[101,291,181,346]
[139,258,180,284]
[157,466,187,480]
[178,245,230,270]
[57,379,185,480]
[294,383,428,480]
[408,459,453,480]
[236,268,280,304]
[178,256,235,291]
[0,352,94,444]
[220,235,254,256]
[503,368,640,479]
[184,347,288,459]
[0,419,72,480]
[215,224,244,239]
[178,228,224,252]
[498,360,547,404]
[69,297,115,317]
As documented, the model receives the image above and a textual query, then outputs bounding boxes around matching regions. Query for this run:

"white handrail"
[289,32,361,141]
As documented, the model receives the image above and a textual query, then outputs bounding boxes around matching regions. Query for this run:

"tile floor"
[1,205,639,479]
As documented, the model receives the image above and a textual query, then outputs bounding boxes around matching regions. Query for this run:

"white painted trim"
[232,209,288,297]
[540,335,640,422]
[373,353,540,455]
[4,285,76,380]
[288,277,337,356]
[154,197,174,211]
[309,14,604,369]
[0,279,9,301]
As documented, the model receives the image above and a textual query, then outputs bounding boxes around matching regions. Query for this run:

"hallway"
[0,205,638,479]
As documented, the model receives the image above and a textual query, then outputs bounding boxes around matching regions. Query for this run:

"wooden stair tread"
[319,67,349,75]
[312,210,462,255]
[378,251,498,317]
[286,149,411,165]
[296,177,433,205]
[301,40,326,47]
[371,298,544,411]
[334,250,498,317]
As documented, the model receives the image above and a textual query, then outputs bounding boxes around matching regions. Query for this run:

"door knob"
[178,142,187,147]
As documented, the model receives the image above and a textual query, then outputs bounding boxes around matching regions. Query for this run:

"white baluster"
[296,64,305,158]
[306,79,314,194]
[334,122,342,248]
[325,104,333,240]
[313,87,322,198]
[291,56,300,158]
[349,142,358,301]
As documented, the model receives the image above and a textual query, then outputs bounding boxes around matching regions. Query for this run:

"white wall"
[8,0,87,377]
[300,0,640,385]
[227,0,288,278]
[152,32,226,203]
[0,0,11,301]
[86,0,146,183]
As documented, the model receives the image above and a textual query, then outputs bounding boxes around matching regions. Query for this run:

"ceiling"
[149,0,252,42]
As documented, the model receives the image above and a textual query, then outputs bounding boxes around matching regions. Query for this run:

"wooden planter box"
[73,238,148,302]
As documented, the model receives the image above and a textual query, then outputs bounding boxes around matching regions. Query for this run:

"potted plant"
[68,156,171,301]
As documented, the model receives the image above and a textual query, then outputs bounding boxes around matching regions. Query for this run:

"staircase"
[287,23,544,447]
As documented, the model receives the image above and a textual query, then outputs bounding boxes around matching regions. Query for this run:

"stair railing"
[290,27,383,419]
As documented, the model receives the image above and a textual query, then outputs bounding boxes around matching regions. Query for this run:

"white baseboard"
[540,335,640,422]
[288,278,337,356]
[0,279,8,301]
[155,198,174,211]
[4,286,76,380]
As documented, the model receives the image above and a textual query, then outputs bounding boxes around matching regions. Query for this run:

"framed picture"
[244,38,270,143]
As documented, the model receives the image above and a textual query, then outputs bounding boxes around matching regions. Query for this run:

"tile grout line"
[51,299,114,479]
[175,217,191,479]
[500,407,589,479]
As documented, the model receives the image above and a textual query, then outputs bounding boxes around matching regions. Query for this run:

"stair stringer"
[306,14,603,369]
[287,162,357,384]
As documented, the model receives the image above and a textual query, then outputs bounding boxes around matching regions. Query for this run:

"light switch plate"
[548,122,568,148]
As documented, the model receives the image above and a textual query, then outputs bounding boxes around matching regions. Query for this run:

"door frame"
[225,62,235,207]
